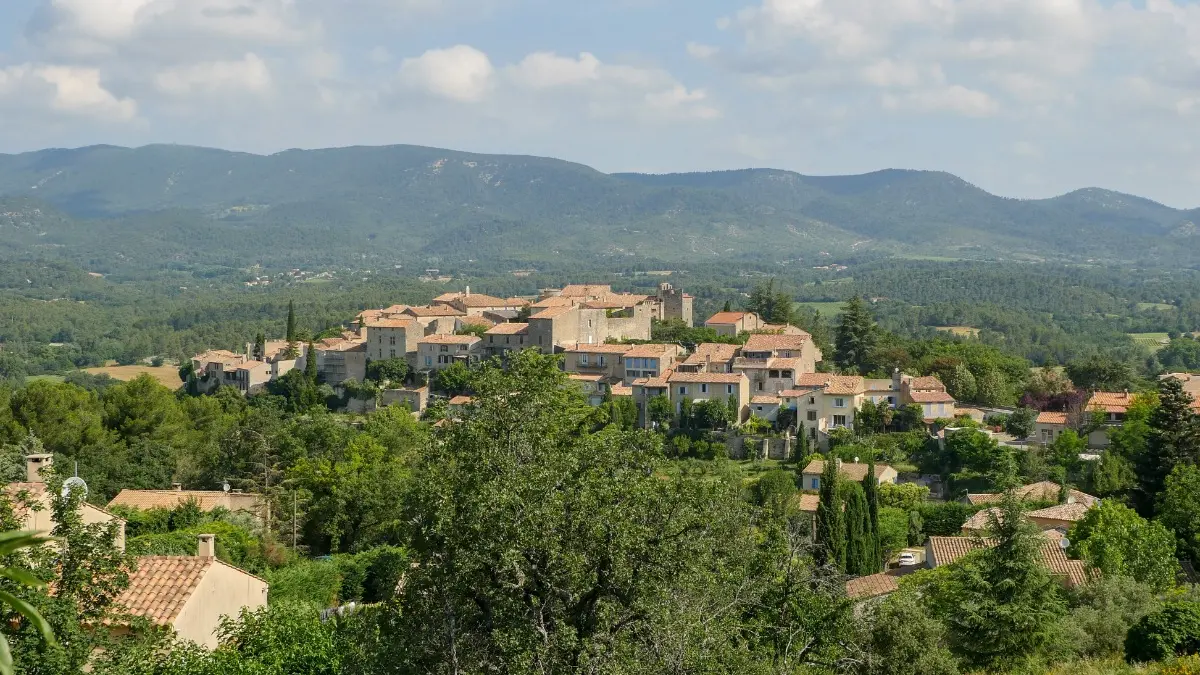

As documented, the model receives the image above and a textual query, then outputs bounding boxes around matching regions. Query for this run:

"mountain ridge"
[0,143,1197,271]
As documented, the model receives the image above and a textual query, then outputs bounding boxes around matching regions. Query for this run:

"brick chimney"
[25,454,53,483]
[197,534,215,559]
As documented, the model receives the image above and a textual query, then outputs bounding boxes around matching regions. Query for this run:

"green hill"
[1,144,1197,271]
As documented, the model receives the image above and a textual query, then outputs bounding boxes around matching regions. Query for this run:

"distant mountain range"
[1,143,1197,273]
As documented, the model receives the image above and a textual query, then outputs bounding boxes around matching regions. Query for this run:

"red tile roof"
[705,311,749,325]
[909,376,945,391]
[802,460,893,482]
[845,572,901,600]
[1028,502,1091,523]
[796,493,820,512]
[1037,411,1069,425]
[559,284,613,297]
[743,333,809,352]
[419,334,480,345]
[625,343,676,358]
[683,343,739,365]
[966,482,1099,507]
[404,305,465,317]
[1087,391,1135,413]
[908,390,956,403]
[365,318,419,329]
[928,535,1089,588]
[565,343,633,354]
[485,322,530,335]
[117,557,212,624]
[611,385,633,397]
[668,372,746,384]
[751,395,781,405]
[530,305,575,319]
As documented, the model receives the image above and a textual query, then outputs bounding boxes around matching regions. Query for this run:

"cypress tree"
[862,456,882,572]
[253,332,265,361]
[794,423,808,463]
[284,300,299,359]
[844,482,874,575]
[304,340,317,381]
[815,454,846,571]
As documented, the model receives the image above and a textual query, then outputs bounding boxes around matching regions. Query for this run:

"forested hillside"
[1,144,1198,271]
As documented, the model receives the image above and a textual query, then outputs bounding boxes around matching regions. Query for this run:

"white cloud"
[508,52,601,89]
[154,53,271,95]
[398,45,494,102]
[0,64,137,121]
[882,85,998,117]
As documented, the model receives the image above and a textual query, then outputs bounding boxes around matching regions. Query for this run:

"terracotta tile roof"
[433,292,463,302]
[237,360,270,372]
[448,395,474,405]
[668,371,746,384]
[683,343,739,365]
[633,369,674,388]
[802,460,893,482]
[533,296,576,308]
[419,334,480,345]
[530,305,576,319]
[1028,502,1092,522]
[485,322,530,335]
[823,376,866,395]
[779,387,822,397]
[117,556,213,624]
[796,493,820,512]
[966,482,1099,507]
[504,298,530,307]
[909,376,945,391]
[565,343,632,354]
[459,316,496,329]
[404,305,465,317]
[908,390,956,403]
[381,304,411,314]
[107,490,263,513]
[846,572,901,600]
[705,311,750,325]
[1087,391,1135,413]
[929,533,1092,587]
[582,294,650,310]
[560,284,613,298]
[751,395,781,405]
[610,385,633,397]
[1037,411,1069,425]
[962,507,1001,532]
[456,293,516,308]
[743,333,809,353]
[365,318,419,329]
[624,343,676,358]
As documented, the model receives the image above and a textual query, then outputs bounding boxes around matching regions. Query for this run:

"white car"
[897,552,919,567]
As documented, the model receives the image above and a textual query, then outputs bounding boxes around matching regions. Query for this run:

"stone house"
[417,334,482,372]
[666,371,751,424]
[6,454,126,551]
[703,311,764,337]
[800,459,898,491]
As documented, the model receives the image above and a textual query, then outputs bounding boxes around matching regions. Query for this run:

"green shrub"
[1125,602,1200,664]
[917,501,982,536]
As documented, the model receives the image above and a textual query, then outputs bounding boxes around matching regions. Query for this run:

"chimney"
[197,534,215,559]
[25,454,53,484]
[464,285,471,297]
[172,482,183,491]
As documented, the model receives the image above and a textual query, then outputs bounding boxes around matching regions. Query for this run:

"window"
[600,356,607,366]
[1042,430,1051,443]
[888,396,895,405]
[701,384,708,393]
[808,396,816,405]
[580,354,589,366]
[489,336,494,343]
[757,382,764,391]
[834,398,845,408]
[389,349,396,358]
[782,370,793,378]
[389,336,396,345]
[519,337,524,344]
[756,406,763,412]
[769,370,780,378]
[807,410,817,421]
[679,386,687,395]
[727,384,734,394]
[425,357,432,366]
[440,345,448,352]
[810,477,819,489]
[833,414,847,427]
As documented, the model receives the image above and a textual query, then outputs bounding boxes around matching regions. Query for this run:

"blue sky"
[2,0,1200,207]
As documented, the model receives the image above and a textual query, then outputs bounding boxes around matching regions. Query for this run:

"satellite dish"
[222,481,230,493]
[62,476,88,500]
[1059,537,1070,550]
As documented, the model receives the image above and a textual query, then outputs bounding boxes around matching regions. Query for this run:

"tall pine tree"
[815,455,846,571]
[862,456,882,572]
[843,482,872,575]
[834,296,877,374]
[1135,377,1200,514]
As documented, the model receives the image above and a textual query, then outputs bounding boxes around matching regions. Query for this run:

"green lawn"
[1136,302,1174,311]
[25,375,65,384]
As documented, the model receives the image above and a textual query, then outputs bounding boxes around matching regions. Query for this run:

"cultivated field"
[935,326,982,338]
[83,364,183,389]
[1128,332,1170,351]
[793,301,845,317]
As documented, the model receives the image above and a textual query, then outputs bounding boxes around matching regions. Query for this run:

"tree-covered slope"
[0,144,1197,269]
